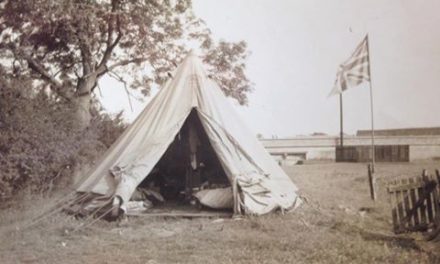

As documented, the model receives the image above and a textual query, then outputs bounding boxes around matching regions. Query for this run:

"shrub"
[0,73,126,200]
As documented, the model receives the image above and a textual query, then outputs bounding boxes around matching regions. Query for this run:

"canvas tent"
[71,51,300,217]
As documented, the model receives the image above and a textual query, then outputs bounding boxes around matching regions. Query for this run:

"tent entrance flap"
[135,108,231,209]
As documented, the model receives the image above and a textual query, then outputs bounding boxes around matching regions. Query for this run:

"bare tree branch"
[79,38,94,76]
[108,70,134,112]
[107,57,147,72]
[96,0,123,74]
[20,53,72,102]
[24,55,62,88]
[53,61,78,77]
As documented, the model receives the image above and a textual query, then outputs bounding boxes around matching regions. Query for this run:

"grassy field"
[1,161,440,263]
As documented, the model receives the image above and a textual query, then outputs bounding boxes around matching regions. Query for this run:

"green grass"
[1,161,440,263]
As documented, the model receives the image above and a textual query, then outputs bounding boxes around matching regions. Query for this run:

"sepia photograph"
[0,0,439,263]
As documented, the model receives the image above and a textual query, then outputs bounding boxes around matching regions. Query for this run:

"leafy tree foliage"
[0,71,126,199]
[0,0,251,128]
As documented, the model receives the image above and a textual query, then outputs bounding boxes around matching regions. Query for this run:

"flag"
[329,35,370,96]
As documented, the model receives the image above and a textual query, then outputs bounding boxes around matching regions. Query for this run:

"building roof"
[357,127,440,137]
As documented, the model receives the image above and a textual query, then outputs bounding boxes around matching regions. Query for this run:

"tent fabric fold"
[74,51,301,215]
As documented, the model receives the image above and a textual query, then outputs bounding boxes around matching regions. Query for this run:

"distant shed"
[261,127,440,163]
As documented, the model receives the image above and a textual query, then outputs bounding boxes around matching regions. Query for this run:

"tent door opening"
[134,108,232,211]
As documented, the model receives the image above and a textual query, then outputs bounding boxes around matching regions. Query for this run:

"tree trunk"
[75,76,97,130]
[75,94,91,130]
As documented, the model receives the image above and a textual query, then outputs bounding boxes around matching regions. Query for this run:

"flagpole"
[366,34,376,172]
[339,93,344,148]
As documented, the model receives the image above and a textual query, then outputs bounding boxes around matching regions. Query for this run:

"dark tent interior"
[136,109,231,210]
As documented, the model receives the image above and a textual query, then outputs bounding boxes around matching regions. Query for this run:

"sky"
[98,0,440,138]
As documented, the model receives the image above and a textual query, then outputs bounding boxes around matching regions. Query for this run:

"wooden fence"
[336,145,409,162]
[387,170,440,239]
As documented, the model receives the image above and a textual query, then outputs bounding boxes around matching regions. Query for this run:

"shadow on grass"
[330,219,422,251]
[359,230,420,251]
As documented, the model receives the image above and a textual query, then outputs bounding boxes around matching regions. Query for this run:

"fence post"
[368,163,376,200]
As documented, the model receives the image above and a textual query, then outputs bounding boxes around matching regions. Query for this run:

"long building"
[261,127,440,165]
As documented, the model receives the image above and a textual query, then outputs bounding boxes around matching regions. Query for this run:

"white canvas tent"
[73,51,300,216]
